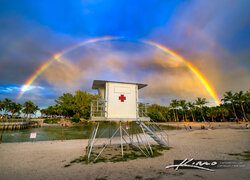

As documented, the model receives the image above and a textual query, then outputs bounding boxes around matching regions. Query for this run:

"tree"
[40,109,46,118]
[55,93,76,117]
[206,107,218,122]
[179,100,187,121]
[54,104,63,117]
[195,97,208,121]
[0,100,3,117]
[170,99,179,122]
[187,102,196,122]
[33,105,40,118]
[22,101,37,119]
[218,106,229,121]
[148,111,165,122]
[54,90,97,119]
[2,98,12,116]
[222,91,238,119]
[235,91,247,121]
[9,102,22,118]
[74,90,95,119]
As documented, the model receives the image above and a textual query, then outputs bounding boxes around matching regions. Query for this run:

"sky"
[0,0,249,108]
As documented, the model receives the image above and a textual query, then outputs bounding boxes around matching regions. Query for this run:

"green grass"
[228,153,241,156]
[95,176,108,180]
[228,151,250,161]
[135,175,143,180]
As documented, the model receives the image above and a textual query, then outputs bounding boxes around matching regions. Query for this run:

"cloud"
[146,0,250,101]
[0,16,77,85]
[0,0,249,107]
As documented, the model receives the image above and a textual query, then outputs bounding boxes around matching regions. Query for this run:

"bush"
[72,114,80,123]
[43,118,60,124]
[148,112,166,122]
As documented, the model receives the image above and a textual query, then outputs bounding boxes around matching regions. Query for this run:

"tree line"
[0,99,39,119]
[0,89,249,122]
[40,90,97,120]
[147,90,249,122]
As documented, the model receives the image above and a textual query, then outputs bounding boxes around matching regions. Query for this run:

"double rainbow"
[17,36,221,105]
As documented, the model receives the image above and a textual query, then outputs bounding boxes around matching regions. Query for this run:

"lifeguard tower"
[87,80,169,162]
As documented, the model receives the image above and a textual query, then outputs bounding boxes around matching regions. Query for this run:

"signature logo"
[166,158,217,172]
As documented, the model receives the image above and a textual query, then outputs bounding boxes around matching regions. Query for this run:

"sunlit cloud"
[0,85,44,94]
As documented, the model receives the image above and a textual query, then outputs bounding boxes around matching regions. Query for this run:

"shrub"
[148,112,166,122]
[71,114,80,123]
[43,118,60,124]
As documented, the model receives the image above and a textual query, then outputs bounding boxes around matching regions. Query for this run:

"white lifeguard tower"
[91,80,150,121]
[87,80,169,162]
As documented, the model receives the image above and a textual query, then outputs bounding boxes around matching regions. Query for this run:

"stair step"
[137,121,167,147]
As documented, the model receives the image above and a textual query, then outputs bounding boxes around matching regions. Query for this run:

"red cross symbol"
[119,94,126,102]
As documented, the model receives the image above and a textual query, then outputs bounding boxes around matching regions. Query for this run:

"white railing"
[138,102,149,118]
[91,99,107,118]
[147,119,169,146]
[91,100,149,120]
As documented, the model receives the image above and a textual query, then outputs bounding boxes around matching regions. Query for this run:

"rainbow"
[143,40,221,105]
[17,36,221,105]
[17,36,120,99]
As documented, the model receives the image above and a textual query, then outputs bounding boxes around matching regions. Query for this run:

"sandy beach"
[0,124,249,180]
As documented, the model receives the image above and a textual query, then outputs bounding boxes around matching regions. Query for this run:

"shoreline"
[159,121,249,129]
[0,129,188,144]
[1,122,249,144]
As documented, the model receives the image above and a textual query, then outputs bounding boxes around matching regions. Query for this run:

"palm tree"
[245,90,250,119]
[40,109,49,118]
[179,100,187,121]
[235,91,247,121]
[22,101,36,119]
[9,102,22,119]
[170,103,176,121]
[0,100,3,117]
[195,97,208,121]
[40,109,45,118]
[2,98,12,117]
[206,107,218,122]
[218,106,229,121]
[33,105,40,118]
[222,91,238,120]
[15,103,22,118]
[187,102,196,122]
[170,99,179,122]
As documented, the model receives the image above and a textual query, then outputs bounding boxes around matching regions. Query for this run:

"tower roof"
[92,80,147,90]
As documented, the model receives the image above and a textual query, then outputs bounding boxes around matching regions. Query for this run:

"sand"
[0,124,249,180]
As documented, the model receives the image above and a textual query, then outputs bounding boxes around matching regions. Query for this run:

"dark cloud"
[0,16,77,85]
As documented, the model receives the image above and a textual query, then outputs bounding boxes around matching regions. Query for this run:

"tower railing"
[91,100,151,122]
[91,99,107,118]
[138,102,149,118]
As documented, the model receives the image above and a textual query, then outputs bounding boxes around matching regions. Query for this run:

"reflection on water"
[0,122,178,143]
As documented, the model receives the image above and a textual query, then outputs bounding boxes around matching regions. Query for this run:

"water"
[0,122,178,143]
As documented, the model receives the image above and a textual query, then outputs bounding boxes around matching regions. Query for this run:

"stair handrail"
[148,119,169,146]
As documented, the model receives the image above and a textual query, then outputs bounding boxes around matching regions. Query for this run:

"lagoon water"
[0,122,178,143]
